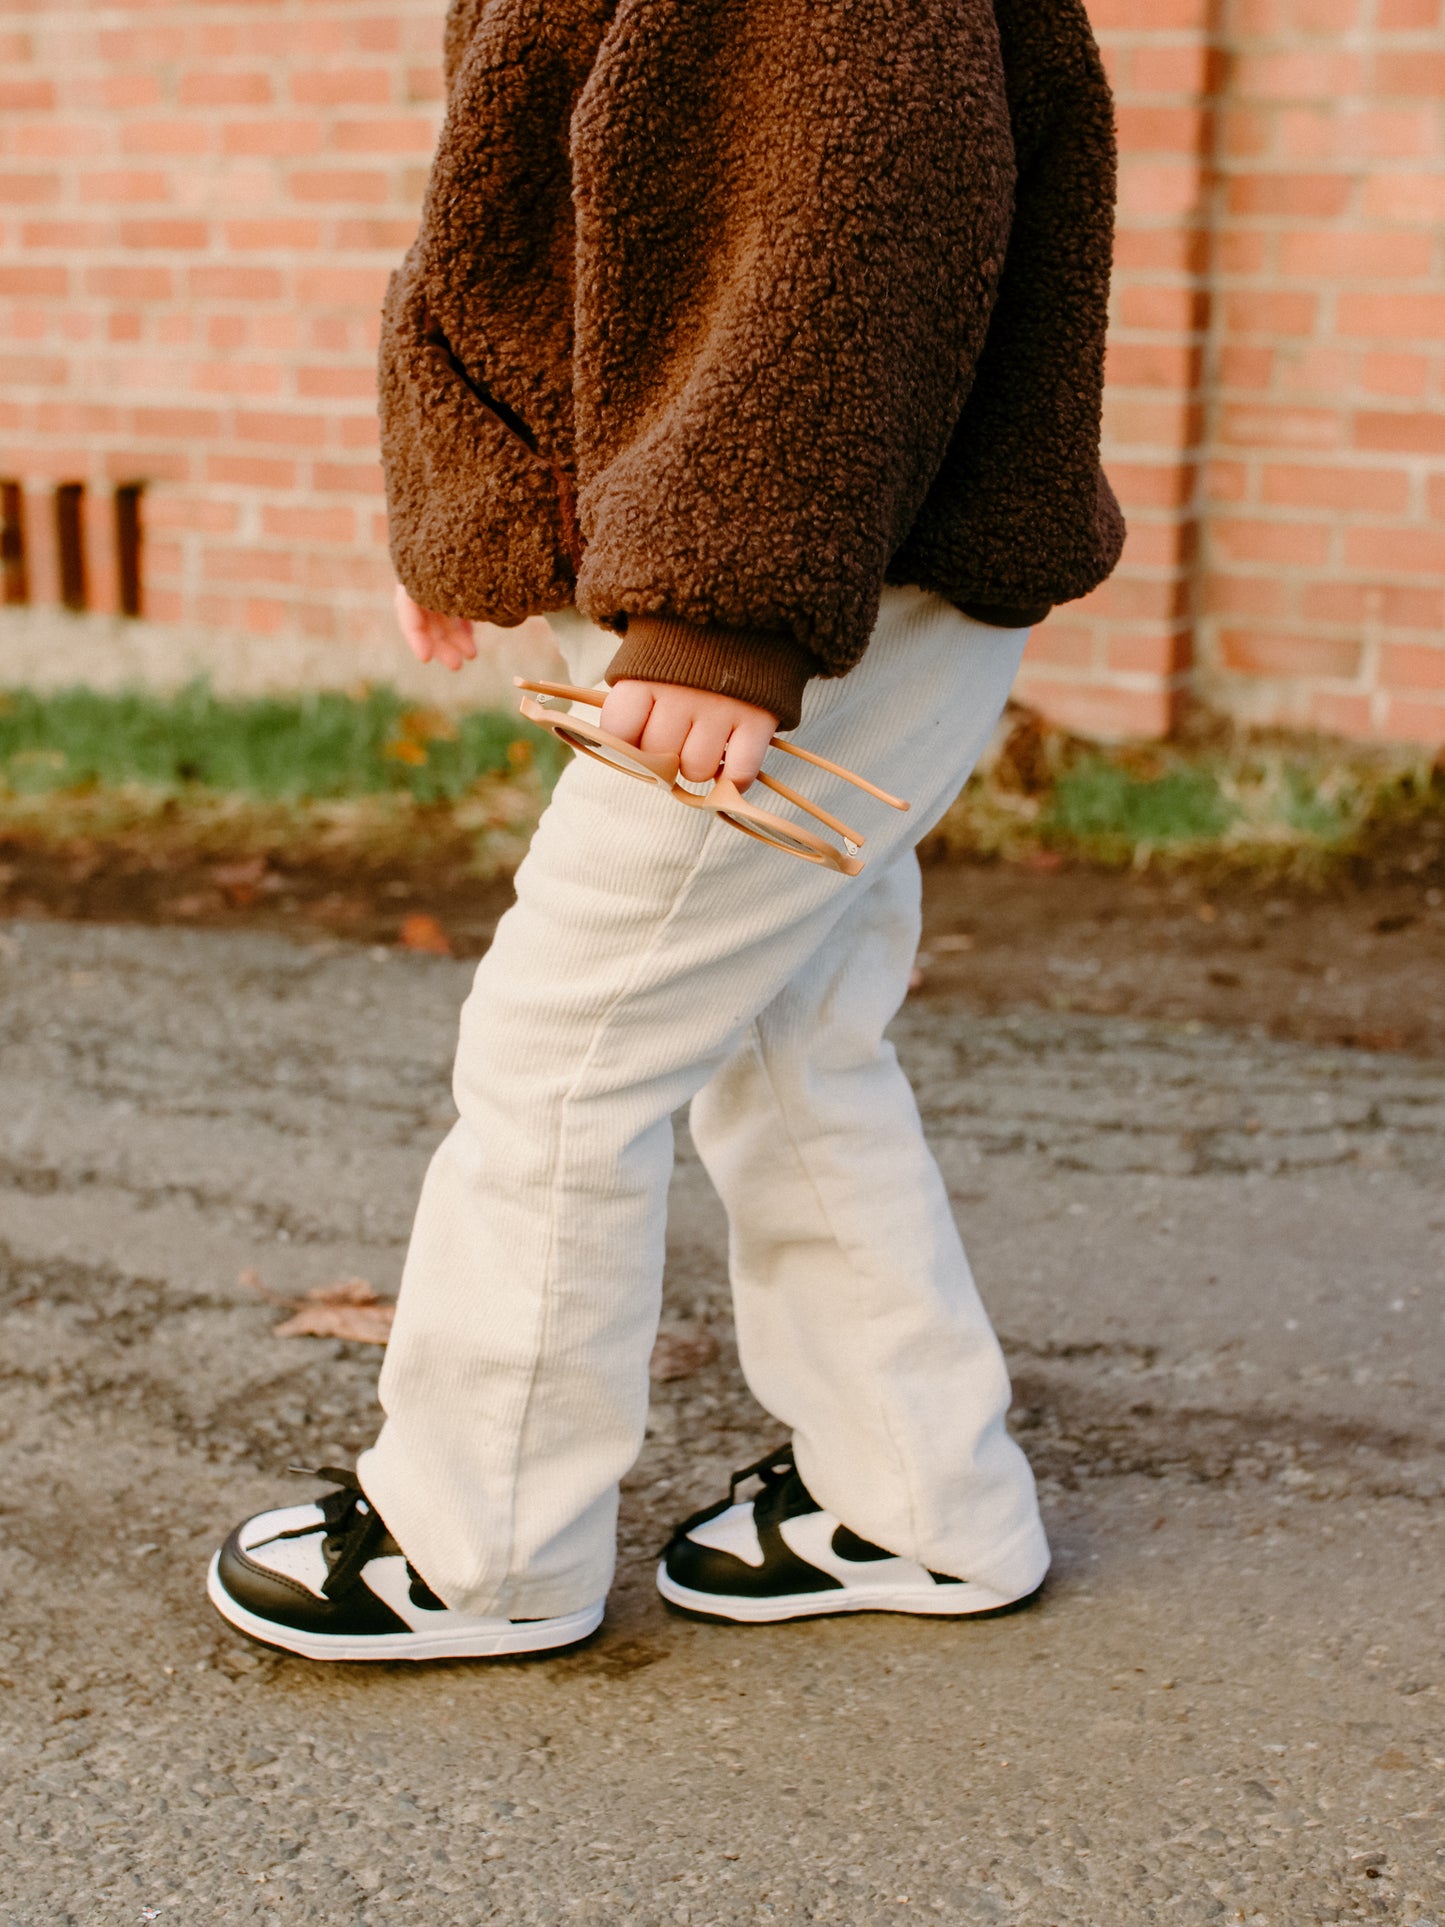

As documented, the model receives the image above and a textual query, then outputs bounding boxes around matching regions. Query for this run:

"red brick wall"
[1198,0,1445,744]
[1016,0,1221,738]
[3,0,1443,744]
[1017,0,1445,745]
[1,0,446,660]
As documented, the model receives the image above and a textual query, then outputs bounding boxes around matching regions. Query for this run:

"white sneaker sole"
[207,1553,604,1661]
[656,1562,1036,1623]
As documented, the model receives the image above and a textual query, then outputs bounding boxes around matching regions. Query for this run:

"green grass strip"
[1,681,1438,880]
[0,681,565,805]
[1045,759,1236,850]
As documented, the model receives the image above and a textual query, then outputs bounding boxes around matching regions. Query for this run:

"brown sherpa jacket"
[379,0,1124,729]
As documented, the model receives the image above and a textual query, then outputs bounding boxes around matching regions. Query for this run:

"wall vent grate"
[55,482,87,612]
[115,481,144,618]
[1,481,27,605]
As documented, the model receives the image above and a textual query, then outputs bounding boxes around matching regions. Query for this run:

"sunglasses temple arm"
[513,676,606,708]
[753,772,866,847]
[766,737,909,811]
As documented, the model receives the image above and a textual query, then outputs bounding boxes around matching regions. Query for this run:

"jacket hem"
[961,600,1052,630]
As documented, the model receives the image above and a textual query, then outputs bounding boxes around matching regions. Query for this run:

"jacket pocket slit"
[422,313,582,570]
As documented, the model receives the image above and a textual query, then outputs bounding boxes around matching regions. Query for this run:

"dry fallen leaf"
[1353,1027,1406,1051]
[273,1300,396,1344]
[212,855,271,904]
[382,736,429,767]
[305,1278,383,1306]
[239,1269,397,1344]
[399,706,458,744]
[399,911,452,956]
[649,1324,719,1382]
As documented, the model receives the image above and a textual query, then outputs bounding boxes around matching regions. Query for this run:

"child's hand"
[599,681,778,791]
[395,584,477,672]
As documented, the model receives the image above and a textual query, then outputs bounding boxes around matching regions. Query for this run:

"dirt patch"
[916,861,1445,1058]
[5,830,1443,1056]
[0,826,518,955]
[1007,1365,1441,1503]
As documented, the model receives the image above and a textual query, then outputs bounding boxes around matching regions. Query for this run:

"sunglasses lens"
[553,725,661,784]
[717,810,830,863]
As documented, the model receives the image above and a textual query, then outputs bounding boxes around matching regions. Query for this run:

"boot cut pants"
[357,586,1049,1618]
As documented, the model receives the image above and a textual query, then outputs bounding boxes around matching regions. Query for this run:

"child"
[208,0,1122,1660]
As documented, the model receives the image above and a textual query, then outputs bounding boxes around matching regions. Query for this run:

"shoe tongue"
[317,1498,396,1603]
[756,1464,820,1530]
[319,1500,400,1576]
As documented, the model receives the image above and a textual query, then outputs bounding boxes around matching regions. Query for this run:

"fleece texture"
[379,0,1124,728]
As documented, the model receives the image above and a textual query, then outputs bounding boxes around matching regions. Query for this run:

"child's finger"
[442,616,476,658]
[396,595,433,662]
[598,681,655,746]
[679,715,729,784]
[722,713,775,792]
[640,688,693,758]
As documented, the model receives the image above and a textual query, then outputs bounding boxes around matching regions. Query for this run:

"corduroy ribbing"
[602,614,820,730]
[355,588,1048,1620]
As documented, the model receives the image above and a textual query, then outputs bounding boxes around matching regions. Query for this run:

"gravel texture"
[1,921,1441,1926]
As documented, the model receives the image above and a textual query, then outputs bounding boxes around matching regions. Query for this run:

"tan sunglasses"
[515,678,909,876]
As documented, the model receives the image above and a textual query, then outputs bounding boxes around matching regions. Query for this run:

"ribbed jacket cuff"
[603,614,818,730]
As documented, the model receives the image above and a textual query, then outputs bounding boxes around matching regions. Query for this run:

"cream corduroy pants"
[357,586,1048,1617]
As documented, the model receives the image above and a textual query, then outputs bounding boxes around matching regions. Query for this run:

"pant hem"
[795,1440,1051,1602]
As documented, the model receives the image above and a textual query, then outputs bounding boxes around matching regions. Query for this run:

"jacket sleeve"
[889,0,1126,613]
[568,0,1020,727]
[377,0,603,631]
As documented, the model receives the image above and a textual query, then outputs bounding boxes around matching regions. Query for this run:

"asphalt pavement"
[1,920,1441,1926]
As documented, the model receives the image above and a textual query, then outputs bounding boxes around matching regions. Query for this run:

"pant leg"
[358,587,1031,1617]
[689,848,1049,1602]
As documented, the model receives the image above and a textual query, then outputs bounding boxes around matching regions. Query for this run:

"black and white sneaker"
[207,1468,604,1662]
[658,1447,1042,1624]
